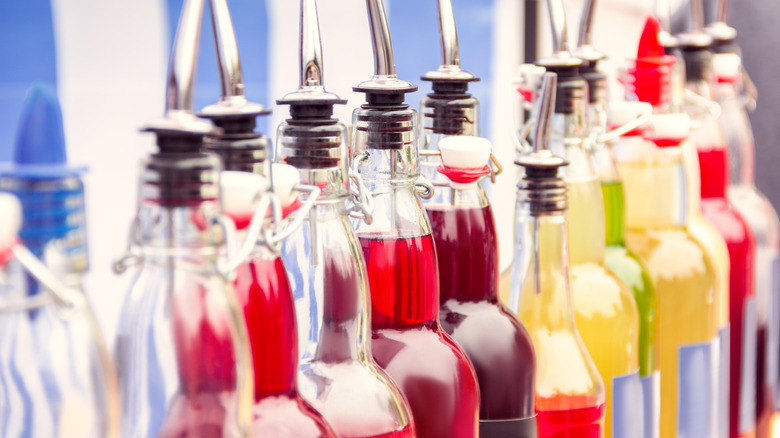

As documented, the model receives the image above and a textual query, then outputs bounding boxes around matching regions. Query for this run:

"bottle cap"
[221,171,270,227]
[270,163,302,210]
[437,136,491,188]
[628,16,676,108]
[712,53,741,82]
[648,113,690,144]
[0,193,21,258]
[1,85,89,259]
[608,101,652,133]
[3,85,86,178]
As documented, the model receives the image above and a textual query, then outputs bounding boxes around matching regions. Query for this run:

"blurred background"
[0,0,775,348]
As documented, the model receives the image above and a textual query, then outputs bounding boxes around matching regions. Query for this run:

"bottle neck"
[715,81,756,187]
[235,249,299,400]
[429,186,497,302]
[550,111,605,264]
[512,206,577,332]
[616,136,688,228]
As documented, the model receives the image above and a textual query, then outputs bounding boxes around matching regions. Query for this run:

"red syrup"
[536,396,606,438]
[159,280,243,437]
[360,234,480,438]
[427,205,536,425]
[698,147,758,438]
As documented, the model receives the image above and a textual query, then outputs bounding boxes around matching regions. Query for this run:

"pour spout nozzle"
[547,0,570,55]
[301,0,325,88]
[437,0,459,67]
[576,0,595,50]
[533,73,557,153]
[210,0,243,100]
[367,0,395,77]
[166,0,204,113]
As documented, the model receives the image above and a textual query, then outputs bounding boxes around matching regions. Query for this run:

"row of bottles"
[1,0,779,436]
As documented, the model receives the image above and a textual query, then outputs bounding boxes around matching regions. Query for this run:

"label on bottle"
[640,371,660,438]
[739,296,757,434]
[718,325,730,438]
[678,339,718,437]
[771,256,780,411]
[612,371,643,437]
[479,415,537,438]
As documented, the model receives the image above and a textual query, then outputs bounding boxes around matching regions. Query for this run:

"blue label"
[718,326,730,438]
[678,339,718,437]
[739,297,757,433]
[612,371,643,437]
[640,371,659,438]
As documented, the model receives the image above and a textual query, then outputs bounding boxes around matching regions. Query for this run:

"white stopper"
[220,171,270,219]
[649,113,691,140]
[712,53,741,82]
[271,163,301,208]
[608,101,652,128]
[439,135,492,170]
[0,193,22,252]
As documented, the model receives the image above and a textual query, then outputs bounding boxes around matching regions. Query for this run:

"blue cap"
[0,84,88,267]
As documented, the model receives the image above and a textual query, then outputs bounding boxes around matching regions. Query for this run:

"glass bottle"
[114,1,253,435]
[506,3,642,435]
[427,136,536,437]
[509,71,606,437]
[708,27,780,435]
[616,110,719,437]
[0,88,118,438]
[220,170,336,437]
[679,23,757,438]
[627,16,733,437]
[575,2,661,432]
[275,1,415,436]
[351,1,480,436]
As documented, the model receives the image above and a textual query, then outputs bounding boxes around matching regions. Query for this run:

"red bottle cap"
[628,16,678,107]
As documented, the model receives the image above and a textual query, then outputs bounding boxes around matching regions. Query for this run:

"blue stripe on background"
[0,1,58,162]
[389,0,496,140]
[165,0,270,135]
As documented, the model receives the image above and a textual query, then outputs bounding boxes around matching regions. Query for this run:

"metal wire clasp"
[348,152,375,224]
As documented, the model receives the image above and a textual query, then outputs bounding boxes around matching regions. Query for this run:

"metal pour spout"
[145,0,216,136]
[537,0,581,67]
[533,73,557,154]
[574,0,606,61]
[201,0,268,116]
[676,0,713,47]
[705,0,737,42]
[354,0,415,93]
[301,0,324,88]
[422,0,477,82]
[278,0,343,104]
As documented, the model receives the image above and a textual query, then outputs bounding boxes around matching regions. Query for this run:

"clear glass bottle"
[598,102,660,438]
[427,136,536,437]
[351,2,480,435]
[508,72,606,437]
[577,6,662,428]
[274,1,416,436]
[627,17,732,437]
[220,170,336,437]
[114,1,253,435]
[0,84,118,438]
[679,29,757,438]
[616,111,719,437]
[508,6,642,429]
[711,48,780,438]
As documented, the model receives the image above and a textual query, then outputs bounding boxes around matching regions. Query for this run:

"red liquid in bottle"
[536,396,606,438]
[427,205,536,426]
[699,147,757,438]
[160,281,242,437]
[360,234,480,438]
[235,257,335,437]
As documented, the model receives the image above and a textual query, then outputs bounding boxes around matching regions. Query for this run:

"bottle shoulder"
[700,197,756,248]
[252,395,336,438]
